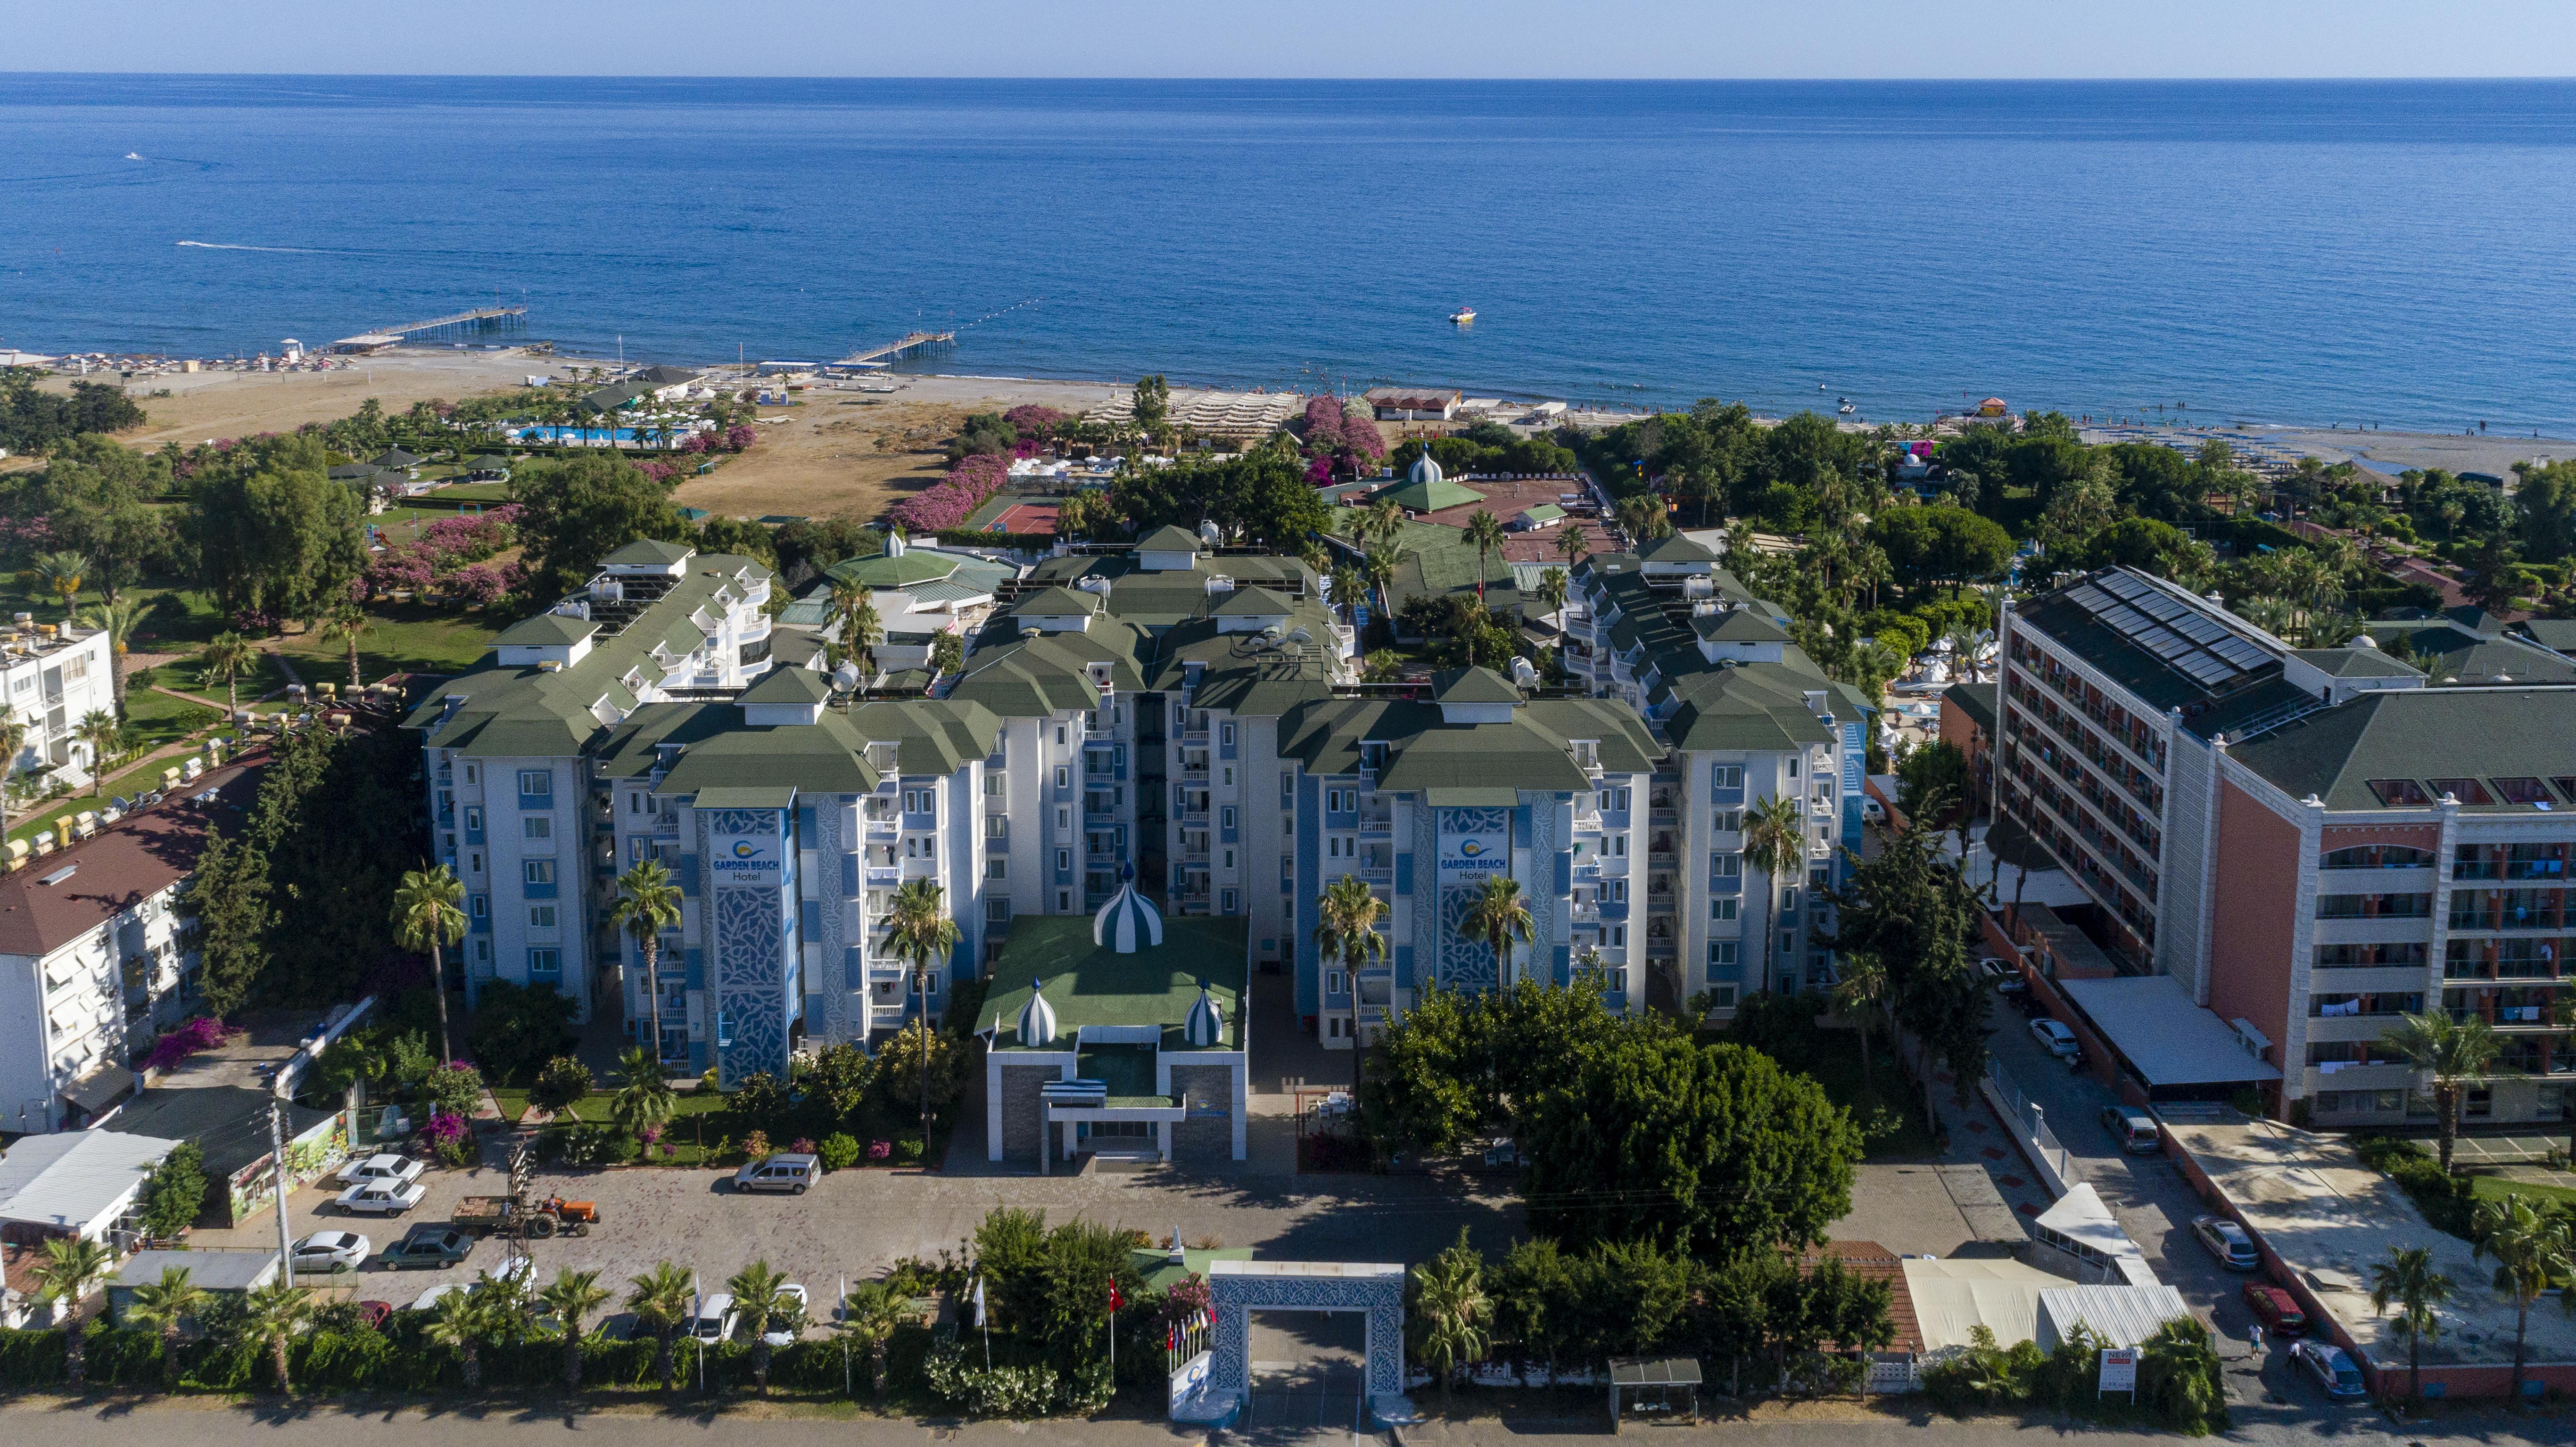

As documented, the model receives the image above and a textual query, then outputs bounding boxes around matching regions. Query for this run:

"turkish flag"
[1107,1283,1125,1312]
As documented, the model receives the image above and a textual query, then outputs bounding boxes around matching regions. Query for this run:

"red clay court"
[991,502,1060,535]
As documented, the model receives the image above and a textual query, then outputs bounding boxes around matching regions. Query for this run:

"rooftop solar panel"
[2097,572,2153,601]
[2066,585,2114,613]
[2212,637,2273,669]
[2179,655,2238,685]
[2173,615,2230,644]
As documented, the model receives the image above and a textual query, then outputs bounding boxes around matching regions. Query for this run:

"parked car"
[734,1152,818,1194]
[2292,1339,2367,1399]
[1860,796,1887,825]
[2099,1106,2161,1153]
[1977,956,2015,984]
[690,1293,739,1344]
[761,1284,811,1347]
[2243,1283,2308,1336]
[337,1153,426,1189]
[336,1180,427,1217]
[2193,1214,2260,1271]
[2028,1018,2079,1060]
[406,1258,532,1311]
[290,1230,372,1272]
[352,1300,394,1331]
[383,1225,474,1270]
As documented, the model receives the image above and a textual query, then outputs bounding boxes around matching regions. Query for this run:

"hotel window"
[1611,834,1626,856]
[1055,766,1071,790]
[464,765,479,784]
[986,815,1007,839]
[984,773,1006,797]
[1610,880,1627,902]
[529,905,557,928]
[1221,806,1237,831]
[1712,765,1743,790]
[987,857,1007,880]
[523,816,552,840]
[2367,779,2434,807]
[1707,985,1738,1009]
[1220,888,1238,913]
[468,852,484,874]
[986,898,1012,923]
[463,806,483,832]
[1221,722,1236,747]
[1280,771,1296,806]
[470,894,489,920]
[1610,926,1626,947]
[1710,898,1738,921]
[1222,766,1234,787]
[472,939,491,964]
[523,861,555,887]
[1327,969,1346,996]
[528,948,561,976]
[1709,941,1739,965]
[1056,848,1071,872]
[1058,890,1071,912]
[518,770,551,799]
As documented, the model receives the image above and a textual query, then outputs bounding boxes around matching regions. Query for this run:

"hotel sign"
[1440,829,1506,877]
[710,833,782,888]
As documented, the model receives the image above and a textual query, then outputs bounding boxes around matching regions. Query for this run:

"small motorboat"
[124,151,144,161]
[1448,306,1476,324]
[1839,402,1857,415]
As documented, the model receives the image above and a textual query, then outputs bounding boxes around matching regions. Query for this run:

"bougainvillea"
[724,424,758,450]
[1003,403,1066,435]
[679,432,712,454]
[143,1016,237,1073]
[636,460,679,484]
[448,562,509,606]
[890,452,1010,533]
[422,1109,471,1146]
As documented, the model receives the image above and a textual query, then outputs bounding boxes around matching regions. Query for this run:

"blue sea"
[7,75,2576,432]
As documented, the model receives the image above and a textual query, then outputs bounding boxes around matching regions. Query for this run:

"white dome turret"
[1181,978,1226,1048]
[1408,449,1443,487]
[1017,978,1059,1046]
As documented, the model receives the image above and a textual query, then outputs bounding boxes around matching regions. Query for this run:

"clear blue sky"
[6,0,2575,78]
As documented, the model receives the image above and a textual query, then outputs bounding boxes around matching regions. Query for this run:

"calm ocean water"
[6,75,2576,431]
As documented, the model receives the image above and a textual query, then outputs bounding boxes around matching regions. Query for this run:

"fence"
[1983,1058,2074,1196]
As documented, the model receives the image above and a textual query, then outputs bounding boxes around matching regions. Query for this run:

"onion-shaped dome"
[1408,449,1443,487]
[1017,977,1059,1046]
[832,658,863,691]
[1093,880,1165,954]
[1181,978,1226,1047]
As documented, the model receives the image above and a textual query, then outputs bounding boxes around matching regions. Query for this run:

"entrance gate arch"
[1197,1260,1407,1426]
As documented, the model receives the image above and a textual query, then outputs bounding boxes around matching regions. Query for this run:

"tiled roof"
[0,763,262,957]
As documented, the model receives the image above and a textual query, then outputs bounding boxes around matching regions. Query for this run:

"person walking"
[2249,1322,2266,1358]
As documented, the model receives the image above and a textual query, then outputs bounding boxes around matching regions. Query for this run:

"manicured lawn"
[2469,1173,2576,1210]
[120,682,223,748]
[275,601,496,684]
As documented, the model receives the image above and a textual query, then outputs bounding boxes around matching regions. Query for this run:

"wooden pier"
[833,329,955,368]
[333,305,529,353]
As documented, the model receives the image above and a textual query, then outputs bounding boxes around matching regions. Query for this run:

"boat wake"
[176,240,325,253]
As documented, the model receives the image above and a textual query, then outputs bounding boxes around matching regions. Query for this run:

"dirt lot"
[35,350,540,450]
[670,375,1119,525]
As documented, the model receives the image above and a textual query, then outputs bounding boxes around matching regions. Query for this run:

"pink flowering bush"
[724,424,758,451]
[636,460,679,484]
[448,563,509,606]
[143,1016,236,1072]
[790,1137,816,1155]
[867,1138,892,1161]
[422,1109,471,1146]
[890,452,1009,534]
[1003,404,1066,434]
[1305,453,1335,484]
[678,431,712,454]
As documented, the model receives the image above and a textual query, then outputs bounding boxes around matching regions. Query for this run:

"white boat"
[1839,403,1857,415]
[1448,306,1476,324]
[124,151,143,161]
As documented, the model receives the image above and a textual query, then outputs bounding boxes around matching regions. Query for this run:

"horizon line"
[5,70,2575,83]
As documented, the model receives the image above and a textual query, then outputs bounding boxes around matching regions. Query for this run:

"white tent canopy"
[0,1130,179,1240]
[2037,1284,2195,1351]
[1900,1258,2076,1354]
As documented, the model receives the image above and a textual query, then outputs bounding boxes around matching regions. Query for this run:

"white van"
[733,1152,818,1194]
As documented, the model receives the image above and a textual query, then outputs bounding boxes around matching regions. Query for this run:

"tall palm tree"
[538,1268,611,1392]
[1831,952,1889,1089]
[392,864,468,1062]
[2472,1196,2576,1410]
[194,631,258,716]
[0,706,25,839]
[318,601,372,691]
[837,1280,909,1396]
[1409,1237,1489,1399]
[76,708,119,785]
[32,551,86,620]
[1326,563,1366,625]
[2381,1011,2501,1174]
[2370,1244,2452,1406]
[32,1235,115,1386]
[1361,496,1404,549]
[726,1259,796,1395]
[610,859,684,1063]
[626,1261,696,1390]
[1313,872,1387,1086]
[122,1265,209,1388]
[843,593,884,678]
[610,1043,677,1142]
[1461,510,1506,602]
[1616,494,1670,544]
[1555,522,1587,566]
[239,1276,310,1394]
[1742,792,1810,995]
[886,878,960,1144]
[78,595,147,714]
[1458,874,1535,989]
[426,1282,498,1389]
[1519,556,1563,624]
[1361,544,1402,619]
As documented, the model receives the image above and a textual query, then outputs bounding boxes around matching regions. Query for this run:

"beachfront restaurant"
[980,885,1248,1171]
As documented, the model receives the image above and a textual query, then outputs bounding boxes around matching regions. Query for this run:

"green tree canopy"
[1868,506,2015,594]
[7,436,173,600]
[187,433,369,624]
[506,451,693,598]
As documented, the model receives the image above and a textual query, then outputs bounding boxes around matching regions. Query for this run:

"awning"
[1609,1357,1702,1386]
[2056,975,2283,1087]
[63,1064,136,1115]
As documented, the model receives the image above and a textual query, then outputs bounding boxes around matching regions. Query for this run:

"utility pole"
[268,1096,296,1287]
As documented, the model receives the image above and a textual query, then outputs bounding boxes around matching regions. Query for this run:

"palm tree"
[33,551,86,620]
[611,859,684,1063]
[539,1268,611,1391]
[1555,522,1587,565]
[0,706,25,839]
[1461,510,1506,601]
[1742,792,1810,995]
[76,708,119,785]
[239,1277,310,1394]
[1313,872,1387,1086]
[318,601,372,690]
[1361,496,1404,548]
[2370,1244,2452,1406]
[1616,494,1670,544]
[1457,874,1535,989]
[32,1235,115,1385]
[194,631,258,717]
[837,1280,909,1396]
[832,581,883,678]
[425,1282,498,1389]
[1326,563,1366,625]
[726,1259,796,1395]
[1410,1236,1489,1398]
[78,595,146,714]
[627,1262,696,1390]
[392,864,468,1062]
[2473,1196,2576,1409]
[2381,1011,2501,1174]
[1535,566,1570,627]
[887,879,960,1144]
[610,1043,677,1141]
[1831,953,1889,1089]
[123,1265,210,1388]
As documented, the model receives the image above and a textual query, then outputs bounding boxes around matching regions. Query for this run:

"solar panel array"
[2063,570,2277,692]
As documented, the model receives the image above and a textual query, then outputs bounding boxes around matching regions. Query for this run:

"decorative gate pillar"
[1202,1259,1408,1421]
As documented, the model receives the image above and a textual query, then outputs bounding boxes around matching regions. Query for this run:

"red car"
[2243,1283,2307,1336]
[353,1300,394,1332]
